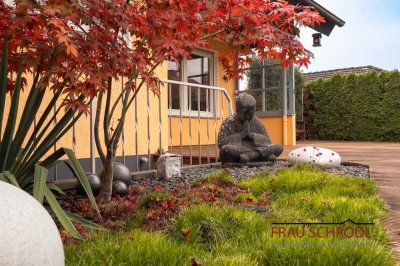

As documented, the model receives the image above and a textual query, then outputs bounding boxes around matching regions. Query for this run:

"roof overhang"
[289,0,345,36]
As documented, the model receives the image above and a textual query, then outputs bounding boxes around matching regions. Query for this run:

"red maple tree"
[1,0,323,202]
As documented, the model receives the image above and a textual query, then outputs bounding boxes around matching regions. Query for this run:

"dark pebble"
[136,161,369,191]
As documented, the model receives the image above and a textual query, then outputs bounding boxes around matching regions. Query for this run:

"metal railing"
[50,79,233,181]
[163,79,233,165]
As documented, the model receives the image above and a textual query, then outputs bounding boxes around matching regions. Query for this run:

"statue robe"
[217,114,272,153]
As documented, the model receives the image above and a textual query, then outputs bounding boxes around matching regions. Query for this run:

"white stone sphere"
[288,146,341,169]
[0,181,64,266]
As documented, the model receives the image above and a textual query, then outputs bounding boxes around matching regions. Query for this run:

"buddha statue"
[217,93,283,166]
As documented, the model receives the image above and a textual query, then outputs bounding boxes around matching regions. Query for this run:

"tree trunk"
[97,151,114,202]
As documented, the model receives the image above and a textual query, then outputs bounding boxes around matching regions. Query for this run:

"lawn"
[65,164,394,265]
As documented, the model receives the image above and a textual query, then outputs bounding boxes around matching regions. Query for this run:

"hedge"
[304,70,400,141]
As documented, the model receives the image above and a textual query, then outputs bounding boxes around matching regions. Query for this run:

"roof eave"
[289,0,346,36]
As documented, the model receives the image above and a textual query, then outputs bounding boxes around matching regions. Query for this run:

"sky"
[299,0,400,73]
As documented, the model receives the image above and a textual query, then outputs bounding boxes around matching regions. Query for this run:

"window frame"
[169,49,218,118]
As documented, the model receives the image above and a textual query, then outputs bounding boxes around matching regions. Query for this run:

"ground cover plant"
[64,165,394,265]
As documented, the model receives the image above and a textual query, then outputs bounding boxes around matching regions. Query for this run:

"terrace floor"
[171,140,400,258]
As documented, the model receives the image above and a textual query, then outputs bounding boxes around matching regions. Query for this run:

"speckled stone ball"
[0,181,64,266]
[288,146,341,169]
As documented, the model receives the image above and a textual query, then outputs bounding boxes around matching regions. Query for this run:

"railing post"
[189,86,193,165]
[158,82,162,156]
[197,86,201,165]
[168,83,172,153]
[214,91,218,163]
[206,88,210,164]
[90,100,96,173]
[135,80,139,172]
[262,60,266,111]
[179,85,183,164]
[53,105,58,181]
[147,87,151,169]
[121,76,126,165]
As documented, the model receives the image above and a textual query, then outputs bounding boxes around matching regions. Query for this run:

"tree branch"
[103,77,112,147]
[94,92,106,163]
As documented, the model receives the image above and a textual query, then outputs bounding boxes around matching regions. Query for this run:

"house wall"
[169,39,235,147]
[258,115,296,146]
[2,63,169,163]
[2,39,296,172]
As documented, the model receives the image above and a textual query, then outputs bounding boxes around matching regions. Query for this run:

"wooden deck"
[171,141,400,258]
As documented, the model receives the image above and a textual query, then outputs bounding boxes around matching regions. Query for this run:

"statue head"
[236,93,256,122]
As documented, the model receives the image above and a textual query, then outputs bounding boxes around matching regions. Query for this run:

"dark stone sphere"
[113,162,131,186]
[112,181,128,197]
[99,162,131,187]
[75,173,101,196]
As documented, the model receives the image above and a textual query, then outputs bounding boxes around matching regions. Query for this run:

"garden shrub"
[304,70,400,141]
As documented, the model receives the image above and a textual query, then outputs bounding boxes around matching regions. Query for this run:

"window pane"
[246,90,263,112]
[168,61,181,109]
[243,60,283,112]
[190,88,210,112]
[187,54,211,111]
[265,89,282,111]
[168,61,181,81]
[263,64,281,88]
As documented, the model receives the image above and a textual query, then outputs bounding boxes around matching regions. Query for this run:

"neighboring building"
[303,66,384,83]
[5,1,345,179]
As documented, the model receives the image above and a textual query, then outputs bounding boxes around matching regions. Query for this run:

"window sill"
[168,110,222,119]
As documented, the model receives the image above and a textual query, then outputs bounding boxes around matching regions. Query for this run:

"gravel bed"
[131,161,369,190]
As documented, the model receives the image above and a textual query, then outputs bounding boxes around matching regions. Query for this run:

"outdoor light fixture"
[312,33,322,47]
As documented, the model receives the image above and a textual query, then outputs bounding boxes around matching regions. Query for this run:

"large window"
[240,60,295,116]
[168,50,216,115]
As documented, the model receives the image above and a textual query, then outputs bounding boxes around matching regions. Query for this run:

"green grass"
[65,164,394,265]
[139,191,172,208]
[65,230,205,266]
[239,172,271,196]
[234,192,257,203]
[192,170,235,187]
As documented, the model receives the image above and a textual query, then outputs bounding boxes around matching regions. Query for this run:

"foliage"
[66,166,394,265]
[304,70,400,141]
[0,39,100,239]
[2,0,323,201]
